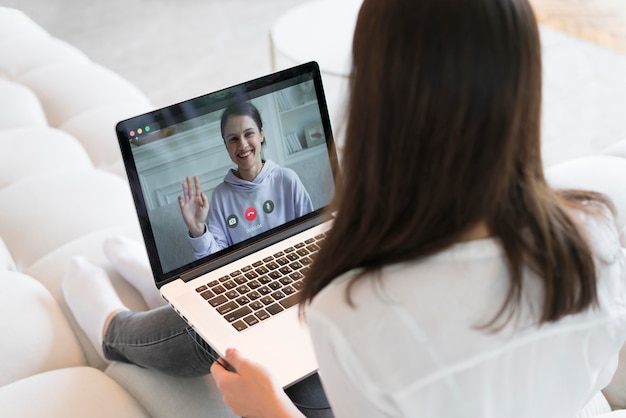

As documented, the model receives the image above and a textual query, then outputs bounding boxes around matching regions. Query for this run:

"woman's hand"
[178,176,209,237]
[211,348,304,418]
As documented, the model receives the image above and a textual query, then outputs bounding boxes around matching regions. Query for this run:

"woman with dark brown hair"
[62,0,626,415]
[210,0,626,416]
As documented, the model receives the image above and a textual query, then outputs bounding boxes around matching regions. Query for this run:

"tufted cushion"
[0,37,89,80]
[0,127,93,189]
[0,272,85,386]
[0,170,137,270]
[59,103,154,172]
[0,8,48,44]
[0,78,47,128]
[0,367,149,417]
[0,236,15,272]
[106,362,236,418]
[19,62,151,127]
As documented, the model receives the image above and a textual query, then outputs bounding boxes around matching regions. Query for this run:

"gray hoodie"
[189,160,313,258]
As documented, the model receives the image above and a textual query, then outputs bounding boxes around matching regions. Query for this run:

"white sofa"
[0,7,236,417]
[1,5,626,418]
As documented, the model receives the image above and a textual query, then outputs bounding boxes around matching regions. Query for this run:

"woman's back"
[307,209,626,417]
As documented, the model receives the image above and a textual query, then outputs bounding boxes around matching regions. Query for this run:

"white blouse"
[307,210,626,417]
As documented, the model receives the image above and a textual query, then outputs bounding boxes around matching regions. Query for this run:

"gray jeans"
[105,306,332,417]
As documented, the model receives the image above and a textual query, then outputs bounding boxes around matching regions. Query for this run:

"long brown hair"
[301,0,611,325]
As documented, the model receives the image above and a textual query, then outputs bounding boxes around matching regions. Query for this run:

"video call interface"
[117,73,335,279]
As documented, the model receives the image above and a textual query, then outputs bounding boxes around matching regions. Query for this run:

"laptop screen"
[116,62,338,287]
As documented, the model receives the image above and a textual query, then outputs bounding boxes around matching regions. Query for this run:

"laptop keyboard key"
[217,300,239,315]
[268,282,282,291]
[261,296,274,305]
[271,291,286,300]
[286,253,299,262]
[225,290,239,299]
[224,306,252,322]
[232,321,247,331]
[255,266,269,275]
[208,294,228,307]
[211,284,226,294]
[236,296,250,306]
[247,291,261,300]
[236,285,251,294]
[266,303,284,315]
[243,315,260,326]
[279,277,293,286]
[250,301,264,310]
[279,293,300,309]
[266,261,280,270]
[255,310,271,321]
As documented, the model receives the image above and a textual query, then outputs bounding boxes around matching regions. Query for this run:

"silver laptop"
[115,62,338,387]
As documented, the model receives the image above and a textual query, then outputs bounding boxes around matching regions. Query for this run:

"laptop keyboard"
[194,232,326,332]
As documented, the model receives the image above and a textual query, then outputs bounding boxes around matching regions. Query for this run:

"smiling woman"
[178,101,314,259]
[222,104,266,182]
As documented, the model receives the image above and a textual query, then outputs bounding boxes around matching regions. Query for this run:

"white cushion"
[0,367,149,418]
[60,103,154,171]
[0,8,49,44]
[0,272,85,386]
[602,139,626,159]
[106,362,236,418]
[0,170,137,270]
[0,127,93,189]
[25,225,148,370]
[546,155,626,244]
[0,37,89,80]
[0,78,47,128]
[107,159,130,178]
[0,236,15,271]
[19,62,151,127]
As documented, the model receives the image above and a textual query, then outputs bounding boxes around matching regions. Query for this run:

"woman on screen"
[178,101,313,258]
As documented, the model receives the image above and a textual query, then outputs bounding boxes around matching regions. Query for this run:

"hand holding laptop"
[211,348,304,418]
[178,175,209,238]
